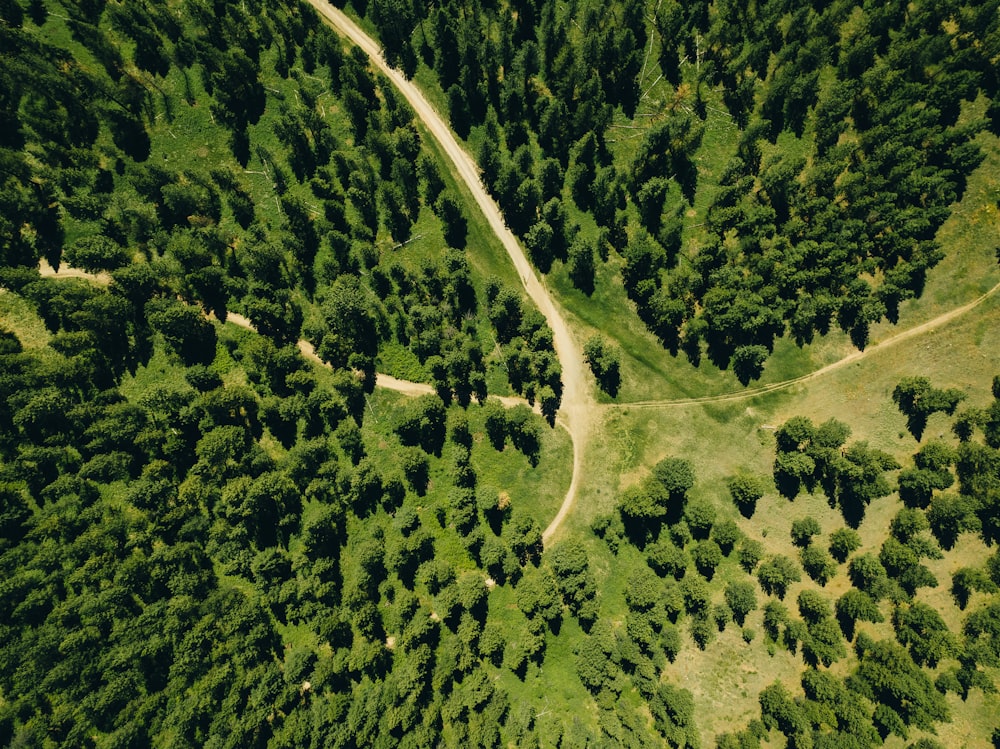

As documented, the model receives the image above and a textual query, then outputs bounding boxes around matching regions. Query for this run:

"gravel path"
[301,0,595,544]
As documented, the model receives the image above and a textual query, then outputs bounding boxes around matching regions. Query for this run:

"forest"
[364,0,998,382]
[1,0,1000,746]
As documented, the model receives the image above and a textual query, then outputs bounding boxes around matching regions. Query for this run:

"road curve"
[301,0,593,544]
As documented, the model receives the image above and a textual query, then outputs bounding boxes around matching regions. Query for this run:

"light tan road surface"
[39,259,111,284]
[301,0,594,543]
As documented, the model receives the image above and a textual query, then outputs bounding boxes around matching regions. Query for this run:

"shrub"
[828,527,861,562]
[757,555,801,599]
[738,539,764,573]
[800,545,837,585]
[728,472,767,517]
[684,498,716,539]
[790,516,821,547]
[646,538,688,579]
[691,540,723,579]
[712,518,742,555]
[725,581,757,625]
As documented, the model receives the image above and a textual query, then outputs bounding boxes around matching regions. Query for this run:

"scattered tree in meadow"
[800,545,837,586]
[728,472,767,517]
[927,492,980,550]
[712,519,741,555]
[829,527,862,563]
[583,335,621,397]
[549,541,599,629]
[618,456,696,546]
[567,236,596,295]
[739,538,765,574]
[893,376,967,441]
[725,581,758,626]
[790,516,821,547]
[646,537,688,580]
[772,415,898,525]
[950,566,997,610]
[731,344,768,385]
[835,589,884,640]
[394,395,447,456]
[892,602,957,668]
[757,555,801,599]
[683,498,716,540]
[691,540,723,580]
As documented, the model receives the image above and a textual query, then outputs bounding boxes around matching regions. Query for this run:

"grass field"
[364,388,573,531]
[0,290,52,349]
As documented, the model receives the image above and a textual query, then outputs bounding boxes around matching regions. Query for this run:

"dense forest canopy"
[1,0,1000,747]
[363,0,1000,382]
[0,0,565,745]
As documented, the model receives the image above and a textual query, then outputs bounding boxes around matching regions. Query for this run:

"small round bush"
[790,516,821,547]
[828,527,861,562]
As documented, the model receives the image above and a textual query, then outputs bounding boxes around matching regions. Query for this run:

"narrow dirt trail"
[38,259,111,284]
[618,278,1000,410]
[219,310,540,406]
[302,0,594,544]
[34,262,540,409]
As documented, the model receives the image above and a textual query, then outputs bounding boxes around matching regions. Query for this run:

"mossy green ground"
[0,290,52,349]
[364,388,573,531]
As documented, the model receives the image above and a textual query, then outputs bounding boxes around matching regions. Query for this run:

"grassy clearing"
[410,63,449,123]
[663,622,805,740]
[559,285,1000,745]
[470,419,574,532]
[375,341,429,382]
[491,594,603,740]
[364,389,573,531]
[0,291,51,349]
[117,338,193,401]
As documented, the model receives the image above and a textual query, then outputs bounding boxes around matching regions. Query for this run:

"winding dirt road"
[301,0,595,543]
[36,9,1000,541]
